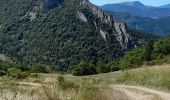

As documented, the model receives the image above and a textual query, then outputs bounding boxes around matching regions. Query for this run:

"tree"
[152,38,170,59]
[71,61,96,76]
[119,48,146,69]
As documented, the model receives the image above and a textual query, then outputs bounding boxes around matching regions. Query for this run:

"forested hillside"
[0,0,156,73]
[120,36,170,69]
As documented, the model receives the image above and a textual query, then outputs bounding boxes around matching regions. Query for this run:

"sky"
[90,0,170,7]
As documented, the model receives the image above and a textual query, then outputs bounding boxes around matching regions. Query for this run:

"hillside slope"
[0,0,154,71]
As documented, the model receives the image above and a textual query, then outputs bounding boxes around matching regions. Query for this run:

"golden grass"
[1,64,170,100]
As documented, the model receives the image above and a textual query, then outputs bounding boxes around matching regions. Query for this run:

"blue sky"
[90,0,170,6]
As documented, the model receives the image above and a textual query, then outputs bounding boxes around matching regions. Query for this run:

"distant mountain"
[159,4,170,8]
[106,11,170,36]
[116,1,145,9]
[100,1,170,18]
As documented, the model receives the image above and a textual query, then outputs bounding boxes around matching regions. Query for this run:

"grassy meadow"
[0,64,170,100]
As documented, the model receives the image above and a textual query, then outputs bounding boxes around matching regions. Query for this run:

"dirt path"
[111,85,170,100]
[18,82,42,87]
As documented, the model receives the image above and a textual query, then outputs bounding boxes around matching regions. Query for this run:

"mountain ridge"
[100,1,170,18]
[159,4,170,8]
[112,1,146,9]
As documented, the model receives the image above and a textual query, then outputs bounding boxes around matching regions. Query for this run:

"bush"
[96,62,109,73]
[71,61,96,76]
[57,76,79,91]
[77,85,106,100]
[30,64,51,73]
[152,37,170,59]
[110,66,120,71]
[0,70,7,76]
[119,48,146,69]
[7,68,30,79]
[95,60,120,73]
[30,73,40,78]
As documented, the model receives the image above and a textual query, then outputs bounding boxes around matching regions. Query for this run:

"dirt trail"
[111,85,170,100]
[18,82,42,87]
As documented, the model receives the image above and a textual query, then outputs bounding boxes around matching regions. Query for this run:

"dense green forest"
[2,35,169,76]
[0,0,158,76]
[119,36,170,69]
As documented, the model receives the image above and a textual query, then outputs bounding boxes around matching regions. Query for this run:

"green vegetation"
[0,0,170,99]
[55,76,107,100]
[0,74,110,100]
[119,36,170,69]
[1,66,170,100]
[0,0,166,76]
[7,68,30,79]
[0,0,121,71]
[71,61,96,76]
[0,60,53,78]
[119,48,146,69]
[0,0,156,74]
[117,67,170,91]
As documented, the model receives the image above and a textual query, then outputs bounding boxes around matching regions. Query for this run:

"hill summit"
[118,1,145,9]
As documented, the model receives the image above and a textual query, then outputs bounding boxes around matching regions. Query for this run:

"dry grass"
[1,64,170,100]
[115,65,170,92]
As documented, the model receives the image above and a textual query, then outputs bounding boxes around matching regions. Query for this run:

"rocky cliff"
[26,0,133,50]
[80,0,133,50]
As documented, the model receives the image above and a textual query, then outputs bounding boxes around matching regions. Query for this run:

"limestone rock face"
[100,29,109,41]
[39,0,134,50]
[80,0,133,50]
[77,11,88,22]
[115,22,133,50]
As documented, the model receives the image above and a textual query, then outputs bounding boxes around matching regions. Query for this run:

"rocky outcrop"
[26,0,135,50]
[25,6,40,21]
[80,0,115,27]
[25,0,62,21]
[28,12,37,21]
[100,29,109,41]
[77,11,88,22]
[114,22,132,50]
[80,0,133,50]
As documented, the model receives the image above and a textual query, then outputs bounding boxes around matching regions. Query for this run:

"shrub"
[110,66,120,71]
[7,68,30,79]
[77,85,106,100]
[0,70,7,76]
[30,73,40,78]
[71,61,96,76]
[119,48,146,69]
[152,37,170,59]
[57,76,79,91]
[96,62,109,73]
[30,64,51,73]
